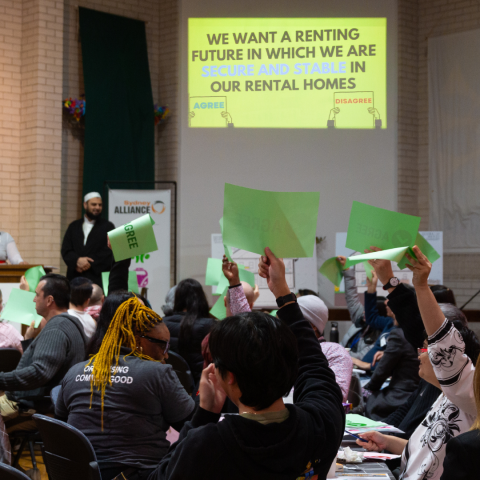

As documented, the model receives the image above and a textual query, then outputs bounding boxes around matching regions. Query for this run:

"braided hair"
[87,296,163,428]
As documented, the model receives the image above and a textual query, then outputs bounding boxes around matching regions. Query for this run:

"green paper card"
[206,258,223,286]
[346,201,421,252]
[108,214,158,262]
[344,247,409,269]
[363,261,374,281]
[397,233,441,270]
[223,183,320,258]
[346,413,385,428]
[210,287,228,319]
[102,271,140,296]
[0,289,42,327]
[270,310,278,317]
[239,267,255,288]
[219,217,233,262]
[319,257,343,287]
[24,266,46,292]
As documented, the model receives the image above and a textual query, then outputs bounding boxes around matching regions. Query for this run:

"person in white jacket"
[357,245,480,480]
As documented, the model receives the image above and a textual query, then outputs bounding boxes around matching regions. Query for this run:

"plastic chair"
[165,351,195,396]
[0,463,31,480]
[33,414,102,480]
[0,347,22,372]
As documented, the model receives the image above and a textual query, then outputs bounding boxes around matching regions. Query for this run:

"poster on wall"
[108,189,171,314]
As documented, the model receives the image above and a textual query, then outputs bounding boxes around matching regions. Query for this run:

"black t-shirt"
[56,348,195,470]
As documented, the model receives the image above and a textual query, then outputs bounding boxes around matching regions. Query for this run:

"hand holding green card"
[108,214,158,262]
[223,183,319,258]
[24,265,46,292]
[0,289,43,327]
[219,217,234,262]
[319,257,343,287]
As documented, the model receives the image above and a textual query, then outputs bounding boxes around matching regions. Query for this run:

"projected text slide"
[188,18,386,129]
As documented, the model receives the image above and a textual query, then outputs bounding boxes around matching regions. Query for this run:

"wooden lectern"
[0,265,54,283]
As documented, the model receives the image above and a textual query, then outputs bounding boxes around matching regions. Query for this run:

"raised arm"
[222,255,251,315]
[338,256,364,327]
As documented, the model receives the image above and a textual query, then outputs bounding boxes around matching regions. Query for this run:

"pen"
[345,430,369,442]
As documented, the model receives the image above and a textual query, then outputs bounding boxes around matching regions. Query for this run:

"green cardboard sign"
[210,287,228,319]
[205,258,223,286]
[346,201,421,252]
[0,289,42,327]
[219,217,234,262]
[102,271,140,296]
[24,266,46,293]
[108,214,158,262]
[397,232,441,270]
[319,257,343,287]
[223,183,320,258]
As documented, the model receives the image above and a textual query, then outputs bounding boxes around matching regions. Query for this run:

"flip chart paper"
[397,232,441,270]
[0,289,42,327]
[223,183,319,258]
[219,217,233,262]
[346,201,421,252]
[210,287,228,319]
[319,257,343,287]
[108,214,158,262]
[24,266,46,292]
[206,258,223,286]
[102,271,140,296]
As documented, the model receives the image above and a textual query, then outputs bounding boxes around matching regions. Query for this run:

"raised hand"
[366,270,378,293]
[221,255,240,286]
[405,245,431,288]
[337,255,347,267]
[364,246,394,286]
[258,247,290,299]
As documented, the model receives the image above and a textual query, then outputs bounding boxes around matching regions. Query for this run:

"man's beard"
[85,210,102,221]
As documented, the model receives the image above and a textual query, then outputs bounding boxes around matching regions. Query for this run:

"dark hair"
[209,311,298,410]
[173,279,210,350]
[70,277,93,307]
[86,291,134,356]
[376,296,387,317]
[39,273,70,309]
[297,289,319,298]
[431,285,456,306]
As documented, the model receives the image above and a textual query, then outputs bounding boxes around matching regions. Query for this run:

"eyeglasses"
[417,348,428,356]
[139,335,170,354]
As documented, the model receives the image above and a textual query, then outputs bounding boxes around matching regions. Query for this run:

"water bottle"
[330,322,339,343]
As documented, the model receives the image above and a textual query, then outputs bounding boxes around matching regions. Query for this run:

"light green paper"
[210,287,228,319]
[219,217,233,262]
[24,266,46,292]
[319,257,343,287]
[363,261,374,281]
[223,183,320,258]
[239,267,255,288]
[102,271,140,296]
[397,233,441,270]
[270,310,278,317]
[346,201,421,252]
[344,247,410,269]
[346,413,385,428]
[206,258,223,286]
[0,289,42,327]
[108,214,158,262]
[212,263,253,295]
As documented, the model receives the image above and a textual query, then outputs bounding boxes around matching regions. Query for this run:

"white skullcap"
[84,192,102,202]
[297,295,329,334]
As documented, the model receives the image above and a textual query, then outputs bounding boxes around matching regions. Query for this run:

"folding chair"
[165,351,196,397]
[0,463,31,480]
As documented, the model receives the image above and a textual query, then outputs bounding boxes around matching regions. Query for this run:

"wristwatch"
[383,277,400,290]
[276,292,297,308]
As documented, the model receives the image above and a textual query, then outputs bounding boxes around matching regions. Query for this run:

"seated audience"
[0,274,87,432]
[357,246,480,480]
[429,284,456,306]
[163,279,215,385]
[56,295,195,480]
[68,277,97,338]
[85,283,105,320]
[338,257,382,359]
[0,289,23,352]
[148,247,345,480]
[161,286,177,317]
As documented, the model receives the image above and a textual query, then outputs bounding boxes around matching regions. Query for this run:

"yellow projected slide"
[188,18,386,129]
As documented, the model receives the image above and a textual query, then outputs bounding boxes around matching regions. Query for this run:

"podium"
[0,265,55,283]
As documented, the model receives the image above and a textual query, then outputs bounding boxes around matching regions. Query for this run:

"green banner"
[79,7,154,199]
[0,289,43,327]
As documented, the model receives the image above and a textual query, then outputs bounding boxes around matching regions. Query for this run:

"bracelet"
[228,283,241,289]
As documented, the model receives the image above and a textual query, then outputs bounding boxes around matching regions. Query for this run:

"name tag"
[380,336,387,347]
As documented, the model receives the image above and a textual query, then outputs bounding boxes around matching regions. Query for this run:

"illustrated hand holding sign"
[108,214,158,262]
[223,183,320,258]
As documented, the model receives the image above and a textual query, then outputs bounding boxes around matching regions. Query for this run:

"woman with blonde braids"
[55,296,195,480]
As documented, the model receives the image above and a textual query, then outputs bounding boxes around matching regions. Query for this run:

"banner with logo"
[108,189,171,314]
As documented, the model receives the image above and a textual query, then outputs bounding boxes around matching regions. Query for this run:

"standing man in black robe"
[61,192,115,287]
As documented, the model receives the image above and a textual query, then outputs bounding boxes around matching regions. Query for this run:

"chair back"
[0,463,31,479]
[33,414,102,480]
[165,351,195,396]
[0,347,21,372]
[347,373,364,409]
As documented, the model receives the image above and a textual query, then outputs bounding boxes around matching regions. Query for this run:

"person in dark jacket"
[163,279,215,385]
[61,192,115,287]
[147,247,345,480]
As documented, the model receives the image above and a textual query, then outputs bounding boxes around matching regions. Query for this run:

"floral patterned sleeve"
[428,319,476,417]
[228,285,251,315]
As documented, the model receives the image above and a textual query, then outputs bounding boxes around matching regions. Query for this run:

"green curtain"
[79,7,154,201]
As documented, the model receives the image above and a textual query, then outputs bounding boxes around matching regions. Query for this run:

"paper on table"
[24,266,46,292]
[0,288,42,327]
[346,201,421,252]
[223,183,319,258]
[397,232,441,270]
[108,214,158,262]
[346,413,386,428]
[210,287,228,319]
[102,271,140,296]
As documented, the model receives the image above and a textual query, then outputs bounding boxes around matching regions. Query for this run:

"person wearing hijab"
[0,231,27,265]
[61,192,115,286]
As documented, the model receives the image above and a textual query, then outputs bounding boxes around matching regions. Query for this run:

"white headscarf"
[84,192,102,203]
[297,295,329,335]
